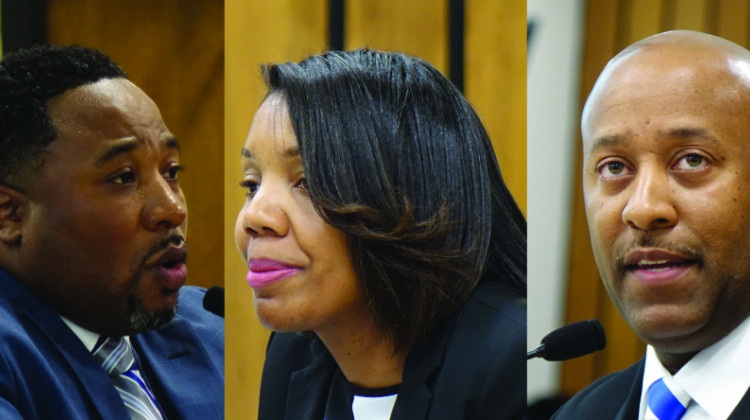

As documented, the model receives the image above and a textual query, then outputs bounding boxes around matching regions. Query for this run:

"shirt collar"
[60,315,101,352]
[640,316,750,419]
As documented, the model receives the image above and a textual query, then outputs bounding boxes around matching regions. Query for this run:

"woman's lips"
[246,258,301,288]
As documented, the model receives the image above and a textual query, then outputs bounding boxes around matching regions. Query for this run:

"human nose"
[239,183,289,237]
[621,168,677,231]
[142,177,186,231]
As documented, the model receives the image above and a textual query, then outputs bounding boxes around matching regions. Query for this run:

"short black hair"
[263,49,527,351]
[0,44,127,182]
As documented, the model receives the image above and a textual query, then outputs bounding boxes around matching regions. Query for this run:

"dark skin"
[582,30,750,374]
[0,78,188,337]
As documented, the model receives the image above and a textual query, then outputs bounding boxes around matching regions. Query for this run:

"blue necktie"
[92,337,164,420]
[646,377,690,420]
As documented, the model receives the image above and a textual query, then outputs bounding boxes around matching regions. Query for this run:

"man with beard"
[553,30,750,420]
[0,45,223,419]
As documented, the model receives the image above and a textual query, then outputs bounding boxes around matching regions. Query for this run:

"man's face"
[16,78,188,336]
[582,46,750,358]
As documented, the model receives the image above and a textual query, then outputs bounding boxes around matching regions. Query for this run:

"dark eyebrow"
[166,136,181,152]
[588,127,720,155]
[660,127,720,145]
[240,145,300,159]
[96,138,142,167]
[95,136,180,168]
[587,134,627,155]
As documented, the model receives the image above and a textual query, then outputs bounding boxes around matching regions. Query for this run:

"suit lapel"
[16,288,129,419]
[728,385,750,419]
[390,312,457,420]
[614,360,645,420]
[132,316,223,420]
[284,341,337,420]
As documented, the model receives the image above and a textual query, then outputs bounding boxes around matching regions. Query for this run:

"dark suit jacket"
[552,358,750,419]
[0,269,224,420]
[258,280,526,420]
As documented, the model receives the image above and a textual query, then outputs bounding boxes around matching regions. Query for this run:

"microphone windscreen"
[541,319,606,361]
[202,286,225,318]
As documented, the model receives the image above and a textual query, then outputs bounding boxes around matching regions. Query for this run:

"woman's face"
[234,94,368,335]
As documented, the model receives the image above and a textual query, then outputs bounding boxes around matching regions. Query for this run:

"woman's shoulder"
[457,280,526,336]
[409,281,526,419]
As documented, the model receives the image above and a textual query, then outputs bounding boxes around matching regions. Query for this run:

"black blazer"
[552,358,750,420]
[258,281,527,420]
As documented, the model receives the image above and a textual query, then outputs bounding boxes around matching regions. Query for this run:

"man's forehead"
[582,40,750,141]
[49,78,169,135]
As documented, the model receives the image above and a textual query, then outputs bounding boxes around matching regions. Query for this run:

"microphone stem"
[526,344,547,360]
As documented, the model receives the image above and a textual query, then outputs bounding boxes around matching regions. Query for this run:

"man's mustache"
[139,232,186,266]
[614,235,702,271]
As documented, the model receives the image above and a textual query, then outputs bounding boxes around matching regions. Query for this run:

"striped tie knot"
[92,337,164,420]
[646,377,691,420]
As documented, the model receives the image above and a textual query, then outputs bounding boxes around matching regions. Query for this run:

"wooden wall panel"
[715,0,750,45]
[345,0,448,72]
[46,0,224,291]
[620,0,664,46]
[225,1,328,418]
[465,0,526,214]
[671,0,709,31]
[562,0,750,396]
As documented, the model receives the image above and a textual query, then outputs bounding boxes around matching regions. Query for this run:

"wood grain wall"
[225,1,525,417]
[562,0,750,395]
[46,0,225,291]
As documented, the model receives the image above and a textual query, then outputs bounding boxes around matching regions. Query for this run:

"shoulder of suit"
[552,359,643,419]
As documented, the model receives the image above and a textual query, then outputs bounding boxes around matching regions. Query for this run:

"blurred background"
[225,1,525,417]
[0,0,225,292]
[8,0,749,418]
[528,1,750,418]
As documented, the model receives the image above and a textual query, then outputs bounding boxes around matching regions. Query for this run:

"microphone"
[202,286,224,318]
[527,319,606,361]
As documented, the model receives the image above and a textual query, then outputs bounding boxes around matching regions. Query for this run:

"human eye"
[108,169,136,185]
[239,178,260,197]
[164,164,183,181]
[294,177,308,191]
[672,152,709,172]
[596,159,633,180]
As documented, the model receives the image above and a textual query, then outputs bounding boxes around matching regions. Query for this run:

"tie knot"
[92,336,135,377]
[647,377,691,420]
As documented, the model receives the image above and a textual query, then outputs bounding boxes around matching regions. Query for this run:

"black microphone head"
[203,286,225,318]
[540,319,606,361]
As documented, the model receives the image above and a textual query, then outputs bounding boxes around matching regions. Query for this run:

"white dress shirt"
[638,316,750,419]
[60,315,102,352]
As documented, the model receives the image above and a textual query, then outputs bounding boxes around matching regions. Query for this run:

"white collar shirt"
[638,316,750,420]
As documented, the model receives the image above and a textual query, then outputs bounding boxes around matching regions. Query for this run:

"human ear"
[0,184,26,245]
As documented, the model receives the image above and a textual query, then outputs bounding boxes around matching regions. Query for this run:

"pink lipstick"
[246,258,300,288]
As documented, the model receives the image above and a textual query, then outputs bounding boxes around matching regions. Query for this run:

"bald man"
[553,31,750,420]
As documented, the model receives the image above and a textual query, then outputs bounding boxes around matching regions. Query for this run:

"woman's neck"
[316,314,408,389]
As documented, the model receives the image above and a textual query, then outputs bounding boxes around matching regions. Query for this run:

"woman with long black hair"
[235,49,526,420]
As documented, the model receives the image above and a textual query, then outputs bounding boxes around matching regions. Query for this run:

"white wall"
[527,0,585,403]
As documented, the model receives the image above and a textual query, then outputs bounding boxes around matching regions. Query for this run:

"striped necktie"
[92,337,164,420]
[646,377,691,420]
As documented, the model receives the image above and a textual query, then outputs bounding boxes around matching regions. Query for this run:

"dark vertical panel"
[448,0,464,92]
[661,0,677,31]
[704,0,719,35]
[329,0,345,50]
[1,0,47,54]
